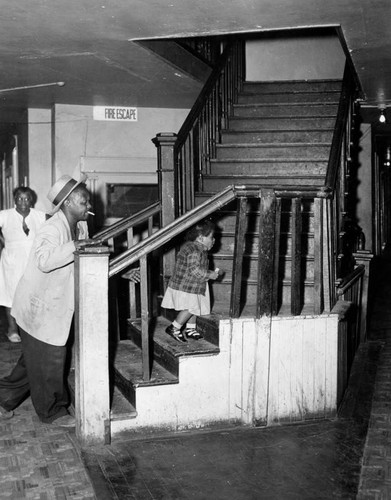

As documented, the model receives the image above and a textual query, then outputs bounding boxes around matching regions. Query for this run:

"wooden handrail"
[324,64,353,192]
[176,43,233,149]
[109,185,236,277]
[93,202,161,241]
[336,264,365,296]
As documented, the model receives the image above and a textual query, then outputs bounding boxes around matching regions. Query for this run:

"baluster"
[257,189,277,317]
[272,197,282,315]
[140,254,150,381]
[230,197,247,318]
[127,226,137,319]
[313,198,324,314]
[291,197,302,315]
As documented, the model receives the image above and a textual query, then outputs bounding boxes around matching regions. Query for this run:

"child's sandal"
[165,325,187,343]
[186,328,203,340]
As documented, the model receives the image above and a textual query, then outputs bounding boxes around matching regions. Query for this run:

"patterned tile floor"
[0,318,96,500]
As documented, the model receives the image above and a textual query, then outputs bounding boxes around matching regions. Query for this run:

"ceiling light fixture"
[0,81,65,93]
[379,109,387,123]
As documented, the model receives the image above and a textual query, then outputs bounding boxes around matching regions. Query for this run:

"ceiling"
[0,0,391,122]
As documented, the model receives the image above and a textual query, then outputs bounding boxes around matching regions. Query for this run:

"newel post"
[353,249,373,342]
[74,246,111,445]
[152,132,177,279]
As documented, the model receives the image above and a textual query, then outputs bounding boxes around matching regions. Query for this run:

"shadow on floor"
[82,316,383,499]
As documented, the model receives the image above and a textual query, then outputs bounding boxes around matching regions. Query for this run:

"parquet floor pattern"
[0,320,95,500]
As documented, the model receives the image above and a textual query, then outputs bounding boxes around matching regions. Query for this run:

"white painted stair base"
[111,312,340,435]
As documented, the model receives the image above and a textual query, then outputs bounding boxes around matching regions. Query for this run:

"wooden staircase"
[198,79,341,315]
[107,78,342,428]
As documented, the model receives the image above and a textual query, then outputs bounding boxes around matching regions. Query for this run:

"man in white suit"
[0,175,98,427]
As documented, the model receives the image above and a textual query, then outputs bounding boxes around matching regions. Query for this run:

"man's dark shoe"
[52,414,75,427]
[0,405,13,419]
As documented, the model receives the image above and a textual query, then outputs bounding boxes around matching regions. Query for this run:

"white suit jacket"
[12,210,89,346]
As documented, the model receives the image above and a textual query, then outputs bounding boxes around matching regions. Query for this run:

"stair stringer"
[110,313,340,436]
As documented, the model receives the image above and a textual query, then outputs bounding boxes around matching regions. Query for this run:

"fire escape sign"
[93,106,138,121]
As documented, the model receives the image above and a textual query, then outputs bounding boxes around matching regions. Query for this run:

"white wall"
[27,108,52,213]
[246,35,345,81]
[27,105,189,215]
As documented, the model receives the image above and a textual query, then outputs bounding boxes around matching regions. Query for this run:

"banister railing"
[104,185,333,382]
[109,185,237,276]
[321,63,361,311]
[324,65,354,193]
[174,39,245,214]
[93,202,161,242]
[335,264,365,382]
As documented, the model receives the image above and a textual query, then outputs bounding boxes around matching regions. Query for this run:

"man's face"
[67,188,91,221]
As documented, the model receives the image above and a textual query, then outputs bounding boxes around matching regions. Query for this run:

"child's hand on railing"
[121,268,141,283]
[210,268,222,280]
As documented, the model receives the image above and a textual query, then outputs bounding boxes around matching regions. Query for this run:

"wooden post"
[313,198,324,315]
[230,196,247,318]
[353,249,373,342]
[140,254,151,380]
[152,133,177,282]
[291,197,302,315]
[74,246,111,446]
[257,189,277,317]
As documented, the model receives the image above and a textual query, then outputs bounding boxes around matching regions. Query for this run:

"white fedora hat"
[47,174,87,214]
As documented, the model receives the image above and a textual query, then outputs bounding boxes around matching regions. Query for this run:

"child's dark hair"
[185,219,215,241]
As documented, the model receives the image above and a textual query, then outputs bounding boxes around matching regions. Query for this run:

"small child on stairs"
[162,219,220,342]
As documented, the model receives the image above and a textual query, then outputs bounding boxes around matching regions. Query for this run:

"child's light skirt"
[161,284,210,316]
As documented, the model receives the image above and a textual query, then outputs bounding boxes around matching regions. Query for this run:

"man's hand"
[74,239,103,249]
[121,268,141,283]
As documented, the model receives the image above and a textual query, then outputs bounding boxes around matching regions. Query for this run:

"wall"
[27,105,189,216]
[246,35,345,81]
[27,108,52,213]
[111,313,340,435]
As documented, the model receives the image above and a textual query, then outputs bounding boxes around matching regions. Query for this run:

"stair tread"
[204,173,325,178]
[68,370,137,420]
[223,128,334,133]
[128,316,220,358]
[240,90,340,96]
[235,102,339,107]
[114,338,178,387]
[210,158,328,163]
[230,115,337,120]
[216,142,331,147]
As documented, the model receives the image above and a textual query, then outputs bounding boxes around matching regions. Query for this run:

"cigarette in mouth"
[87,211,95,216]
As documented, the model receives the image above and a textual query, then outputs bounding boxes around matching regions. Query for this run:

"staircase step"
[113,338,179,407]
[127,316,220,378]
[68,370,138,421]
[210,278,316,314]
[238,91,340,104]
[210,159,328,177]
[221,129,334,144]
[202,174,324,192]
[242,79,342,94]
[229,116,337,130]
[233,103,338,118]
[215,143,330,160]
